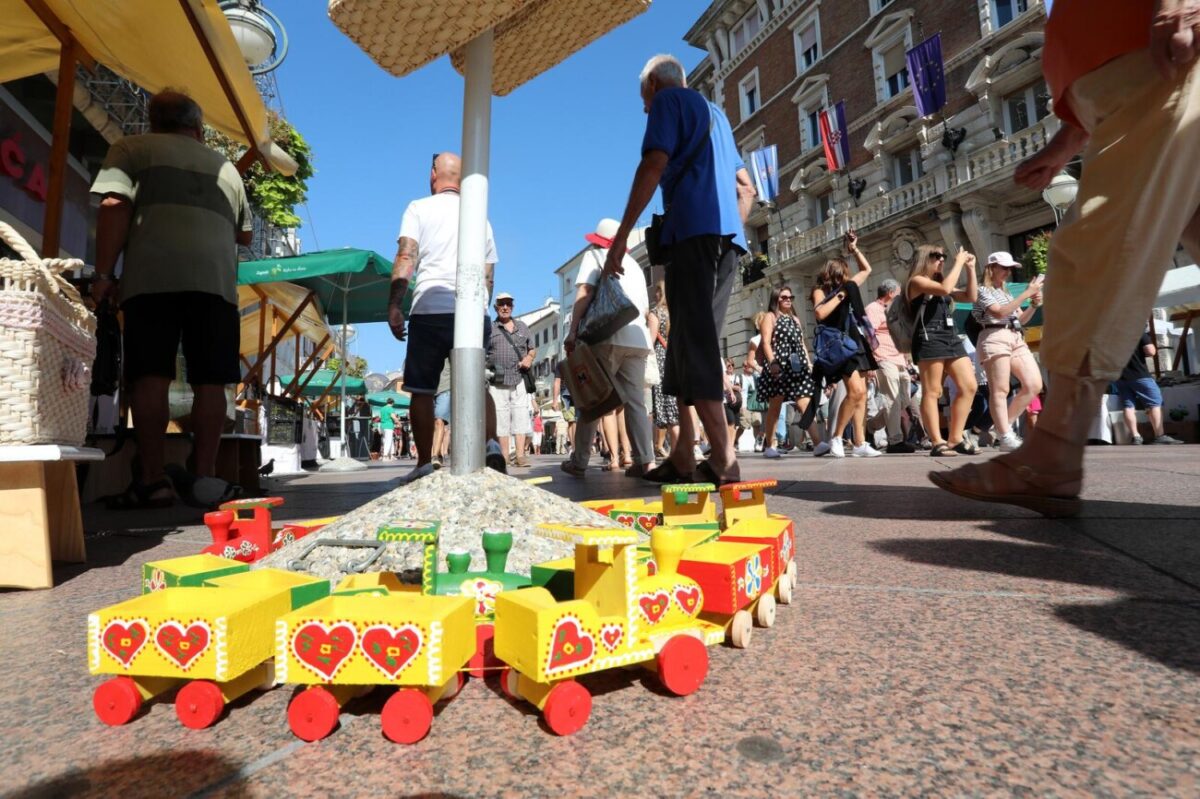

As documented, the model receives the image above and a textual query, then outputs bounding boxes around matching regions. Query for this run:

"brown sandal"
[928,459,1082,518]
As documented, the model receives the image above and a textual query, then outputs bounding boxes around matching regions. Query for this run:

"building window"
[801,106,821,151]
[815,192,833,223]
[739,69,761,121]
[991,0,1029,29]
[553,325,558,340]
[867,10,914,103]
[870,0,896,14]
[893,146,923,187]
[881,40,909,99]
[1003,79,1050,134]
[794,13,820,74]
[731,6,764,56]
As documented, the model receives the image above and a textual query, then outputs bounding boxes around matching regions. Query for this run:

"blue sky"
[271,1,710,375]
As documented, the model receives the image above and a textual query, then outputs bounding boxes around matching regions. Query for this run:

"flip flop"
[643,460,695,484]
[928,461,1082,518]
[695,459,741,487]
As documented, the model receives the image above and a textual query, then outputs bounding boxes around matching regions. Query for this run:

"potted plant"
[1020,231,1052,279]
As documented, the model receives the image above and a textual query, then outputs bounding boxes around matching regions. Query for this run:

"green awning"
[238,248,409,325]
[954,282,1043,328]
[366,391,411,408]
[278,370,366,398]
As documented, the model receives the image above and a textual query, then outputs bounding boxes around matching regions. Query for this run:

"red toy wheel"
[381,688,433,744]
[175,680,225,729]
[543,680,591,736]
[93,677,142,726]
[656,635,709,697]
[288,686,340,742]
[443,672,466,701]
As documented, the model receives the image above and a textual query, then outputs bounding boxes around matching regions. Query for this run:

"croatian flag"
[818,101,850,173]
[906,33,947,118]
[749,145,779,203]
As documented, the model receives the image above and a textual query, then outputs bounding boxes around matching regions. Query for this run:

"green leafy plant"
[741,253,769,285]
[205,112,314,228]
[1020,231,1052,276]
[1168,404,1190,422]
[325,356,368,378]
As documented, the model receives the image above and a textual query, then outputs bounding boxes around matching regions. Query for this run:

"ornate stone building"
[682,0,1058,360]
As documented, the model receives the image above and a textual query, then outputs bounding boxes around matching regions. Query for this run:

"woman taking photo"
[810,230,879,458]
[906,244,979,457]
[974,252,1044,451]
[757,285,820,458]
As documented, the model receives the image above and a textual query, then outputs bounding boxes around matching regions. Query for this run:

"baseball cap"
[495,292,514,303]
[987,251,1019,268]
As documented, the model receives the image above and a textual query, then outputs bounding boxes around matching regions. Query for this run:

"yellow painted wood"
[334,572,407,593]
[216,660,274,702]
[132,675,182,700]
[661,484,717,526]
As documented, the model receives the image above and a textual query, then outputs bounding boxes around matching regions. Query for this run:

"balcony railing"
[771,116,1061,267]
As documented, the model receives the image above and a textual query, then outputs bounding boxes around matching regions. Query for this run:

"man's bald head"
[430,152,461,194]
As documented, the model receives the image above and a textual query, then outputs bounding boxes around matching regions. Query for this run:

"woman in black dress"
[756,284,820,458]
[810,230,878,458]
[905,244,979,457]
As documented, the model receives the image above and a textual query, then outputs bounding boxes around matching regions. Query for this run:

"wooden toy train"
[88,480,796,742]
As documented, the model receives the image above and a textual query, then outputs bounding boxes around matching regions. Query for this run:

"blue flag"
[906,33,946,118]
[749,145,779,204]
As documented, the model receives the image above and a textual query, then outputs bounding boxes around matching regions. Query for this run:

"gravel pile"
[257,468,629,584]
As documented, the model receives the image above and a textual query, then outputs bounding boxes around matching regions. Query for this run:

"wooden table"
[0,445,104,589]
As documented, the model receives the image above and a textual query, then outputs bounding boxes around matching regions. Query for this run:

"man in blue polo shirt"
[603,54,756,485]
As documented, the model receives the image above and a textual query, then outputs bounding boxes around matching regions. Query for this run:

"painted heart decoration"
[646,559,658,576]
[599,623,624,652]
[614,514,636,528]
[101,619,149,667]
[673,585,702,615]
[545,617,595,675]
[292,622,357,680]
[638,592,670,624]
[637,514,660,533]
[360,624,422,679]
[154,621,210,670]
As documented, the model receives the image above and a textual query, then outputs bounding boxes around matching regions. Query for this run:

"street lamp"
[1042,171,1079,225]
[220,1,289,75]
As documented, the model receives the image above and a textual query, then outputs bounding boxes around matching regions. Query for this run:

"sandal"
[930,443,958,458]
[928,460,1082,518]
[643,460,695,484]
[695,459,741,487]
[102,478,175,510]
[951,440,979,455]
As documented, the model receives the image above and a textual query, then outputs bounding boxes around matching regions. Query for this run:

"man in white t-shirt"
[387,152,504,482]
[561,218,656,478]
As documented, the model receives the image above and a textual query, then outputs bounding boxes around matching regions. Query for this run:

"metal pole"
[340,286,349,457]
[451,29,493,475]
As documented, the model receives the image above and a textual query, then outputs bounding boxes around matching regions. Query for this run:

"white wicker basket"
[0,222,97,446]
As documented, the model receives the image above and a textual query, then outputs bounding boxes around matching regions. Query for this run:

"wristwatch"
[94,273,117,282]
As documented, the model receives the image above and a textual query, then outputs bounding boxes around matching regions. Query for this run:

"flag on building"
[818,101,850,172]
[906,33,947,118]
[748,144,779,203]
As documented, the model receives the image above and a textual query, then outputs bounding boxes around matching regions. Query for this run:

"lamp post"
[1041,171,1079,225]
[220,0,289,75]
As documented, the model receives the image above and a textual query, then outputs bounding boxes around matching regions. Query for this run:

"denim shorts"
[1114,376,1163,409]
[434,390,451,422]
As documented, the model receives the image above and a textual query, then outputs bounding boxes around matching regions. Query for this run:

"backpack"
[886,291,921,354]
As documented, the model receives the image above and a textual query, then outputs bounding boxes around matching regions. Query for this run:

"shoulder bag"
[645,105,716,267]
[577,266,639,345]
[813,287,861,373]
[498,324,537,394]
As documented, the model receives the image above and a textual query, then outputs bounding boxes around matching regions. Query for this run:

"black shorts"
[403,313,492,394]
[122,291,240,385]
[663,235,738,404]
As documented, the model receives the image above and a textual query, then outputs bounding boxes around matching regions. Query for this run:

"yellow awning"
[0,0,297,174]
[237,281,341,360]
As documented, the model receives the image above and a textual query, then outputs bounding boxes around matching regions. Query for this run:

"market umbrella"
[366,391,412,408]
[328,0,651,474]
[277,370,367,399]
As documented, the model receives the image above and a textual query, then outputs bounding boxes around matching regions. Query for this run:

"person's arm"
[388,235,418,341]
[736,167,756,223]
[519,324,535,371]
[985,275,1044,319]
[812,286,849,322]
[564,282,596,354]
[845,230,871,286]
[551,376,562,410]
[1015,123,1089,191]
[603,150,669,277]
[647,307,660,343]
[952,253,978,303]
[760,313,784,377]
[911,248,970,297]
[1144,341,1158,358]
[91,194,132,305]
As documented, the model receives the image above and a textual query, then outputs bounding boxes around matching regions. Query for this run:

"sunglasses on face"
[779,295,793,300]
[931,252,946,261]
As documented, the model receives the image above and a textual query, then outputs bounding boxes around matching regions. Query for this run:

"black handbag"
[577,270,639,345]
[90,301,121,397]
[645,107,716,266]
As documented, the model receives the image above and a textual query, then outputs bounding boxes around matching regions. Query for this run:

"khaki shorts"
[977,327,1032,367]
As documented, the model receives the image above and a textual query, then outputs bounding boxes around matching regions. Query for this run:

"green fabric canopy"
[366,391,411,408]
[238,248,409,325]
[277,370,366,398]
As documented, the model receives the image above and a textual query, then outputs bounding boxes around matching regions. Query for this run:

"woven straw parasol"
[328,0,649,94]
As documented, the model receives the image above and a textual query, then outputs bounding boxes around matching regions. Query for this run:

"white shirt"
[398,192,498,315]
[575,248,652,351]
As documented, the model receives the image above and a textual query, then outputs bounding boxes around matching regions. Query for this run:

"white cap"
[987,251,1019,268]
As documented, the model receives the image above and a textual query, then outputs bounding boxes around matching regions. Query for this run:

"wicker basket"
[0,222,97,446]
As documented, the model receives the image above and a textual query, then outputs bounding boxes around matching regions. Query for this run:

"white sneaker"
[998,432,1023,452]
[762,446,781,459]
[403,462,435,484]
[813,441,832,457]
[829,438,845,458]
[851,443,882,458]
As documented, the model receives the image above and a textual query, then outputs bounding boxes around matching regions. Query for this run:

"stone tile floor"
[2,446,1198,797]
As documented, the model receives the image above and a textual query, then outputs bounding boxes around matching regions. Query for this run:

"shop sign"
[1,132,49,202]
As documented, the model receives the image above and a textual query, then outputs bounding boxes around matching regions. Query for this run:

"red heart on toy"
[637,514,659,533]
[674,585,702,615]
[600,624,624,652]
[361,624,422,679]
[101,620,148,667]
[546,617,595,675]
[615,514,635,528]
[154,621,210,669]
[292,622,357,680]
[638,592,670,624]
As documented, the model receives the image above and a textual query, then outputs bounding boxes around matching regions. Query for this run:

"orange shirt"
[1043,0,1153,128]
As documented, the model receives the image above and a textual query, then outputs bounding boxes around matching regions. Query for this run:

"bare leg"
[131,376,172,487]
[615,407,631,464]
[945,357,978,446]
[762,396,784,449]
[1147,405,1165,437]
[411,394,435,467]
[1007,353,1044,429]
[1122,407,1140,439]
[694,398,736,476]
[835,372,867,447]
[986,357,1014,435]
[514,434,528,462]
[190,384,227,478]
[917,360,947,446]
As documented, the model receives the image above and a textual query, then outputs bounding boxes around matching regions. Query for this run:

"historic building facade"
[683,0,1057,360]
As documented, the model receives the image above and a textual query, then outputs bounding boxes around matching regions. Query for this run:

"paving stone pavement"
[2,446,1198,797]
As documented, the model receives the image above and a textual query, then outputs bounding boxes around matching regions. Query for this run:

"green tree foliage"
[325,356,368,378]
[205,112,314,228]
[1020,231,1052,276]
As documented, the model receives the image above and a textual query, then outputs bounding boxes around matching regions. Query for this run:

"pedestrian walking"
[647,282,679,457]
[603,54,757,486]
[380,398,398,460]
[487,293,536,467]
[1115,331,1185,445]
[865,279,916,453]
[756,285,820,458]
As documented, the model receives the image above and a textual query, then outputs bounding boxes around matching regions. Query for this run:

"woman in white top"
[973,252,1044,451]
[562,219,655,478]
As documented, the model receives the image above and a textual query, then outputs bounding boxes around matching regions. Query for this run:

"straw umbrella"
[328,0,650,474]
